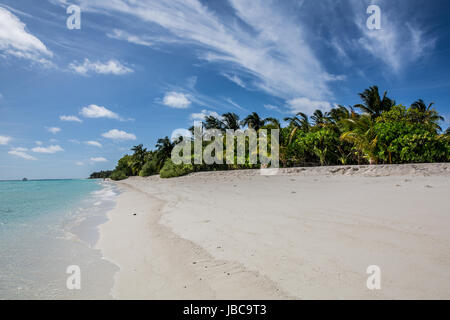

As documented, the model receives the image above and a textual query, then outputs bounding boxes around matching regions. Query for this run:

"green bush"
[110,170,128,181]
[160,159,194,179]
[139,158,159,177]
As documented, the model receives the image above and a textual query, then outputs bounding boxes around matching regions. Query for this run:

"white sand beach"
[96,163,450,299]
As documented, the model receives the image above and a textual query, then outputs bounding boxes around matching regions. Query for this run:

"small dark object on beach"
[133,213,137,216]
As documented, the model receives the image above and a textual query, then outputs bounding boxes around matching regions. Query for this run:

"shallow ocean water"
[0,179,119,299]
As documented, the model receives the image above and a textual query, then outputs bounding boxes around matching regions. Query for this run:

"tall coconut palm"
[341,115,378,164]
[241,112,267,131]
[354,86,395,118]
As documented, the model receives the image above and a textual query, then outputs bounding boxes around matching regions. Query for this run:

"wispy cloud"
[350,0,435,72]
[69,58,133,75]
[90,157,108,162]
[32,145,64,154]
[107,29,153,47]
[60,115,82,123]
[8,147,37,160]
[0,7,53,65]
[221,73,246,89]
[73,0,338,100]
[102,129,136,141]
[264,104,283,113]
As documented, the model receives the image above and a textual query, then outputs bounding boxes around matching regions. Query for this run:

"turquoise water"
[0,179,119,299]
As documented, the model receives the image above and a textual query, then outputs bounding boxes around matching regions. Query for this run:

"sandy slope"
[96,164,450,299]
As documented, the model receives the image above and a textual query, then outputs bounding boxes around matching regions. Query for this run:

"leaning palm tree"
[311,109,330,127]
[354,86,395,118]
[241,112,267,131]
[410,99,444,131]
[341,115,378,164]
[284,112,310,144]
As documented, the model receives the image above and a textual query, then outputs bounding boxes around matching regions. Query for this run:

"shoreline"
[96,163,450,299]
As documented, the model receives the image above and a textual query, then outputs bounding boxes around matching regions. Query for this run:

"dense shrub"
[160,159,194,179]
[110,170,127,181]
[139,158,159,177]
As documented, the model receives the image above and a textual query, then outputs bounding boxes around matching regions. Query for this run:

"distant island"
[22,178,28,181]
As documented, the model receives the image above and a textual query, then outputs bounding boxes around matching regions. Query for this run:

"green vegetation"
[89,170,113,179]
[90,86,449,180]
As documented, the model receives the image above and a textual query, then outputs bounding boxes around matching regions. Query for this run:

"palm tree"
[241,112,267,131]
[410,99,444,131]
[445,127,450,136]
[203,115,224,130]
[264,117,281,129]
[341,115,378,164]
[131,144,148,174]
[311,109,330,127]
[284,112,310,144]
[155,137,175,166]
[354,86,395,118]
[328,105,356,123]
[221,112,241,130]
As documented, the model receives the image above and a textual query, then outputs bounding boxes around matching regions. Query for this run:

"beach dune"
[96,163,450,299]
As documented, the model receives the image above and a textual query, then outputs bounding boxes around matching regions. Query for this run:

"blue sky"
[0,0,449,179]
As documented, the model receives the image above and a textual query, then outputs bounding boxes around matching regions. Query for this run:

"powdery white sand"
[96,163,450,299]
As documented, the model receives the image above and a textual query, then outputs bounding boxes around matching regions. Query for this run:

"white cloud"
[85,140,102,148]
[76,161,84,166]
[163,92,191,109]
[32,145,64,154]
[78,0,336,100]
[286,97,332,115]
[46,127,61,134]
[102,129,136,141]
[35,141,42,146]
[0,7,53,65]
[0,135,12,145]
[80,104,120,119]
[60,115,82,123]
[8,147,37,160]
[69,59,133,75]
[90,157,108,163]
[190,109,221,121]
